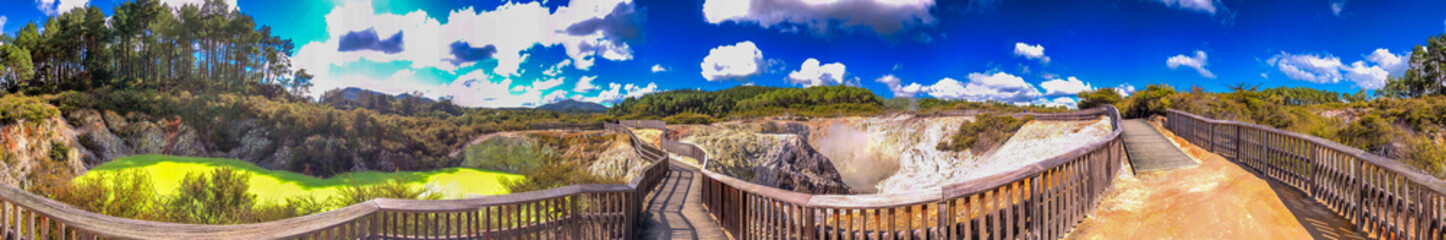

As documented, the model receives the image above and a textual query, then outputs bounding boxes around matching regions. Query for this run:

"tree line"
[0,0,309,97]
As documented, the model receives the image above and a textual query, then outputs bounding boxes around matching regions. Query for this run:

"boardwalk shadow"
[1232,161,1368,240]
[637,166,703,239]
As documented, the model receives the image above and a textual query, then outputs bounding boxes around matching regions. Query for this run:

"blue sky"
[3,0,1445,108]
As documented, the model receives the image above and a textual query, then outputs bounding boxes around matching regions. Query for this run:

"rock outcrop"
[684,126,853,194]
[0,116,86,188]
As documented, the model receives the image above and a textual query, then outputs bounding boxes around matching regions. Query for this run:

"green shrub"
[462,137,551,173]
[1077,88,1123,109]
[0,94,59,124]
[503,155,621,193]
[664,112,718,124]
[937,114,1034,154]
[162,167,256,224]
[1337,114,1395,153]
[1120,84,1177,118]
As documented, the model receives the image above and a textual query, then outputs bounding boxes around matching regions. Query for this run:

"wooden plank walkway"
[1121,119,1198,172]
[636,161,728,239]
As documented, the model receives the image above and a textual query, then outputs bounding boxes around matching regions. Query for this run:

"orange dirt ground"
[1066,120,1318,239]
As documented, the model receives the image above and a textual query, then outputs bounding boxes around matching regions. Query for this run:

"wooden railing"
[0,123,671,240]
[664,107,1125,239]
[1166,109,1446,239]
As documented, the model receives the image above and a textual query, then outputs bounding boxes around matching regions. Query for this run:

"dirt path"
[1068,119,1363,239]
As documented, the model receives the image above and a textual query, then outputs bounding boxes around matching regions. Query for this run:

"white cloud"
[0,16,6,30]
[544,59,572,77]
[1013,42,1050,64]
[1112,83,1136,98]
[1039,76,1093,96]
[1365,48,1407,75]
[533,78,564,90]
[543,90,571,104]
[574,75,600,92]
[1268,49,1407,89]
[651,64,667,73]
[924,72,1041,103]
[293,0,644,107]
[35,0,88,15]
[876,74,924,97]
[786,58,848,87]
[1166,50,1216,78]
[1152,0,1221,14]
[576,82,660,104]
[1033,97,1078,109]
[700,41,765,81]
[1330,0,1346,16]
[1269,53,1344,84]
[702,0,937,36]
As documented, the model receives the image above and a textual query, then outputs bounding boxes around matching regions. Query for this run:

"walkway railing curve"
[1166,109,1446,239]
[659,107,1126,239]
[0,124,670,240]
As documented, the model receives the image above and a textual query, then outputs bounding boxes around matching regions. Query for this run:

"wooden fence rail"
[0,124,670,240]
[1166,109,1446,239]
[669,107,1126,240]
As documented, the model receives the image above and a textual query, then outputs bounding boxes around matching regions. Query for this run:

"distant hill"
[320,87,460,116]
[537,99,608,113]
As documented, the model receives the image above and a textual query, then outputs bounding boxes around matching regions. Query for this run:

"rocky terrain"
[0,116,86,188]
[668,114,1112,195]
[457,130,652,182]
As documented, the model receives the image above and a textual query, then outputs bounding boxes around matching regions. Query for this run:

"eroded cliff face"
[682,125,853,194]
[458,130,650,182]
[806,116,975,193]
[0,117,86,189]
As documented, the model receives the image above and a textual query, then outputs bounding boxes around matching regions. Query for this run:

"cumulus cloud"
[786,58,848,87]
[0,16,6,30]
[876,75,924,97]
[651,64,667,73]
[924,72,1041,103]
[532,78,564,90]
[574,75,599,92]
[293,0,645,107]
[1033,97,1078,109]
[35,0,88,15]
[576,82,660,104]
[1039,77,1093,96]
[1152,0,1223,15]
[1166,50,1215,78]
[447,41,498,64]
[702,0,937,36]
[1013,43,1050,64]
[1268,49,1407,89]
[1330,0,1347,16]
[701,41,765,81]
[1112,83,1136,98]
[337,29,405,54]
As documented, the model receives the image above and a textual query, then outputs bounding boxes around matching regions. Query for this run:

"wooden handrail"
[676,106,1126,239]
[1165,109,1446,239]
[0,122,672,240]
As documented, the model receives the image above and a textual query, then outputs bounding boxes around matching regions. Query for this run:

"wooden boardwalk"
[636,161,728,239]
[1121,119,1198,172]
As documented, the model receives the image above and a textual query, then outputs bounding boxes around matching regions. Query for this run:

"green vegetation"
[1111,33,1446,177]
[0,94,60,124]
[664,112,719,124]
[938,114,1034,154]
[461,135,624,193]
[1077,88,1124,110]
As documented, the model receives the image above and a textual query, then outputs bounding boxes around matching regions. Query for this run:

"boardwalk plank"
[1122,119,1199,173]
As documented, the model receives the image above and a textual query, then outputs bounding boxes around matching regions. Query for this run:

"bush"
[503,156,621,193]
[162,167,256,224]
[937,114,1034,154]
[1120,84,1177,118]
[462,137,550,173]
[0,94,60,124]
[664,112,718,124]
[44,169,159,220]
[1077,88,1123,109]
[1337,114,1395,153]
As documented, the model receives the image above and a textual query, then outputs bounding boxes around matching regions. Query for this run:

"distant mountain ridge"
[537,99,608,113]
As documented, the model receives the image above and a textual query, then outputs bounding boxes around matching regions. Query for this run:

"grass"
[79,155,524,204]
